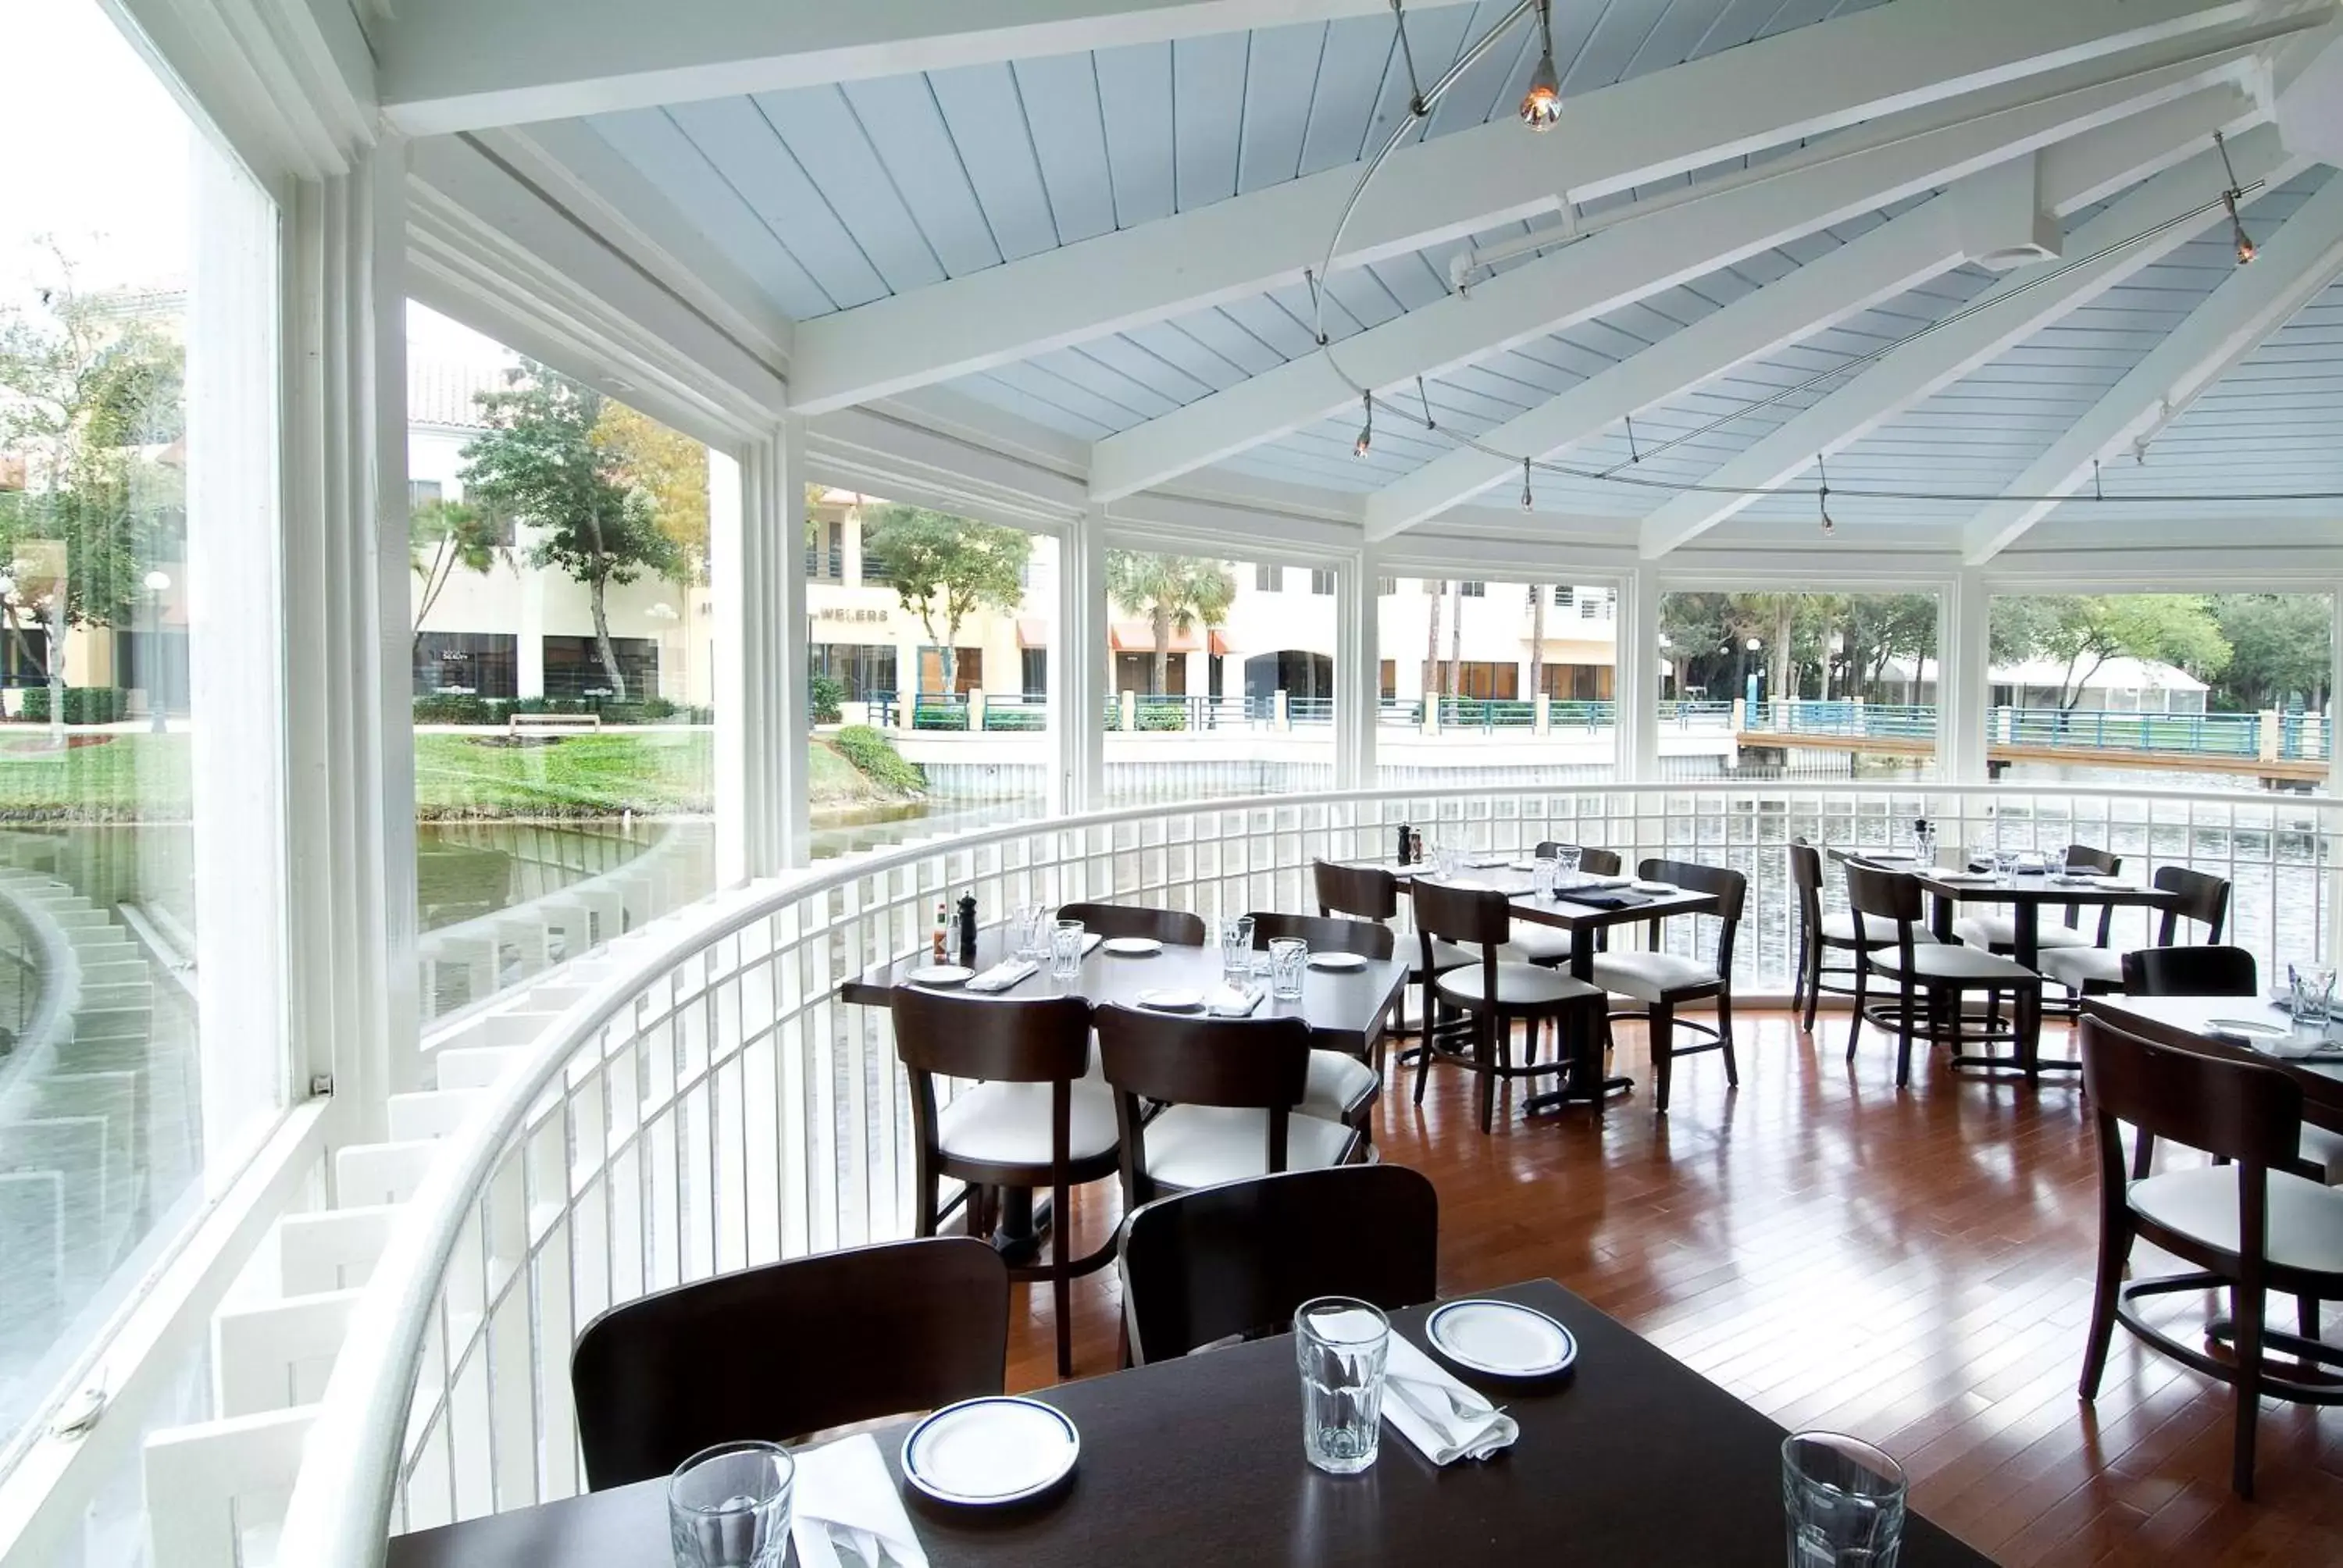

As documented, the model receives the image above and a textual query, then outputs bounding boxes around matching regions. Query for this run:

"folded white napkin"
[1207,982,1265,1016]
[1380,1332,1518,1466]
[1081,932,1104,954]
[1557,874,1630,892]
[790,1433,927,1568]
[965,959,1038,993]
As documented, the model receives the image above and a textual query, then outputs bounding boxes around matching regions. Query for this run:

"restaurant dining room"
[13,2,2343,1566]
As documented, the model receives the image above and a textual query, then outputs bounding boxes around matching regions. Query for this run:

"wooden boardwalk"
[1003,1010,2343,1566]
[1737,727,2330,785]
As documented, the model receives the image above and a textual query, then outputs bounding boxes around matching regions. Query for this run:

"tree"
[1105,551,1235,695]
[2208,594,2331,711]
[1527,583,1546,701]
[458,364,681,701]
[0,249,184,725]
[409,497,502,647]
[1425,581,1443,701]
[593,401,708,579]
[861,505,1032,691]
[1446,579,1464,697]
[1988,594,2230,709]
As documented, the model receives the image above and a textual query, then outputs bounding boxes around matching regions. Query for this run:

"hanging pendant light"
[1520,457,1535,511]
[1817,454,1835,536]
[2214,131,2256,265]
[1353,391,1374,458]
[1518,0,1561,131]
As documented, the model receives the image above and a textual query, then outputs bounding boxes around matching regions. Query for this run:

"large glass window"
[1986,592,2331,793]
[807,491,1054,854]
[1104,548,1333,801]
[0,0,273,1474]
[1378,576,1617,786]
[1657,590,1940,781]
[408,307,715,1019]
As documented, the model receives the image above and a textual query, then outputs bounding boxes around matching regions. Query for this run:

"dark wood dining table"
[2084,992,2343,1135]
[1825,850,2179,971]
[383,1276,1990,1568]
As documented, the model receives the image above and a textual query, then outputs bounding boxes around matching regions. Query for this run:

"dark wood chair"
[1846,861,2043,1085]
[1536,842,1623,877]
[2077,1015,2343,1499]
[1243,911,1389,1132]
[1410,878,1606,1132]
[1092,1003,1364,1210]
[2120,943,2257,997]
[1953,842,2120,957]
[571,1237,1007,1489]
[1057,901,1207,946]
[1590,859,1745,1114]
[1510,843,1624,966]
[1788,838,1929,1032]
[2041,866,2234,1002]
[1118,1166,1439,1365]
[891,988,1120,1376]
[1313,859,1470,1054]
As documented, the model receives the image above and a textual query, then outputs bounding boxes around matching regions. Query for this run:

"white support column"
[1621,568,1662,782]
[1335,554,1377,789]
[1943,569,1993,785]
[712,419,806,881]
[1052,505,1107,814]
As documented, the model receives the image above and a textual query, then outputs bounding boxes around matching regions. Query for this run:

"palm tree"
[1105,551,1236,694]
[1527,583,1547,704]
[1425,582,1444,707]
[1447,579,1464,697]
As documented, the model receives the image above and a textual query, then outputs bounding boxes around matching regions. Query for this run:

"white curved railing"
[277,780,2342,1564]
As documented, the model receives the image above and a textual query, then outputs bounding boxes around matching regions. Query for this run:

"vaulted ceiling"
[380,0,2343,561]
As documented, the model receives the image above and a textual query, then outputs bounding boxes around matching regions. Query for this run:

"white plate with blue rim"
[1425,1299,1578,1380]
[901,1396,1079,1506]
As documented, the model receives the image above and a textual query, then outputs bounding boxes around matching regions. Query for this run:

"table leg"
[1931,892,1955,946]
[2013,903,2041,974]
[988,1188,1052,1265]
[1528,932,1633,1113]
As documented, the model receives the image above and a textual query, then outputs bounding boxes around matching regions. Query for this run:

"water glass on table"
[1532,853,1559,900]
[1295,1297,1389,1475]
[1268,936,1310,1000]
[2289,962,2337,1025]
[1221,914,1257,982]
[1050,918,1086,982]
[669,1441,793,1568]
[1782,1431,1905,1567]
[1553,844,1583,879]
[1011,903,1049,960]
[1432,843,1462,880]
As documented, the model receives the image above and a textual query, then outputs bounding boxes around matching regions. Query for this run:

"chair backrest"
[572,1238,1007,1489]
[1410,878,1514,948]
[2063,843,2121,875]
[1639,858,1747,973]
[1537,842,1621,877]
[1057,901,1207,946]
[1093,1003,1311,1110]
[890,988,1093,1084]
[1118,1167,1439,1365]
[1313,860,1400,922]
[1842,861,1922,928]
[2120,944,2259,997]
[2152,866,2231,943]
[1786,838,1824,930]
[2078,1015,2301,1174]
[1247,911,1393,960]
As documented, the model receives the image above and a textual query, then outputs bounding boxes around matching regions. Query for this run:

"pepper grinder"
[1396,821,1413,865]
[956,891,979,968]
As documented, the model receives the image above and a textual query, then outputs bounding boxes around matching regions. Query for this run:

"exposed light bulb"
[1518,2,1561,131]
[2226,190,2256,265]
[1520,457,1535,511]
[1816,455,1835,535]
[1353,392,1373,458]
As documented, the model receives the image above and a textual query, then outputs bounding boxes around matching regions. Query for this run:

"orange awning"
[1015,618,1048,648]
[1111,619,1210,654]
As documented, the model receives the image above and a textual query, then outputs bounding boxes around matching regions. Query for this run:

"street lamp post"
[1744,636,1763,712]
[144,571,172,734]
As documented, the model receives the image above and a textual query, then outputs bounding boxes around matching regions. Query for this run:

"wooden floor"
[1000,1009,2343,1566]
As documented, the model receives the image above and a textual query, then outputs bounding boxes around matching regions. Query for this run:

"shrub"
[22,686,130,725]
[414,693,494,725]
[1136,704,1187,732]
[984,707,1045,732]
[808,673,844,725]
[832,725,925,794]
[914,704,968,732]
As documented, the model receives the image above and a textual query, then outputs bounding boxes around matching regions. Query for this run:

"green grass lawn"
[0,729,902,821]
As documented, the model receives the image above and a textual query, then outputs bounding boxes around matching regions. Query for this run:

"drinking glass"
[1532,854,1560,900]
[1782,1431,1905,1568]
[1553,844,1583,879]
[1992,850,2018,880]
[1432,843,1462,880]
[2288,963,2337,1025]
[1295,1297,1389,1475]
[1269,937,1310,1000]
[1050,918,1086,982]
[1012,903,1048,961]
[1221,915,1257,982]
[669,1441,793,1568]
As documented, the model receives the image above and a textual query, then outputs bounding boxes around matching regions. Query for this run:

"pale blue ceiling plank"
[835,76,1004,277]
[665,96,890,310]
[584,110,836,318]
[1011,54,1119,244]
[1077,332,1220,406]
[1236,23,1327,194]
[1623,0,1733,77]
[1425,2,1538,137]
[751,87,947,295]
[1174,33,1250,210]
[1166,306,1293,376]
[1118,320,1254,393]
[926,63,1061,260]
[957,369,1118,440]
[986,358,1149,432]
[1297,17,1395,176]
[1030,344,1186,421]
[1361,5,1472,152]
[1093,44,1175,227]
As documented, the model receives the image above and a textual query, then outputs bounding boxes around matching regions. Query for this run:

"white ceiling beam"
[1360,85,2253,540]
[1088,59,2253,503]
[790,0,2291,415]
[376,0,1481,134]
[1633,127,2303,559]
[1960,176,2343,563]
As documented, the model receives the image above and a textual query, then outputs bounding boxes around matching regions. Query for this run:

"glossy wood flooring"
[1000,1010,2343,1566]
